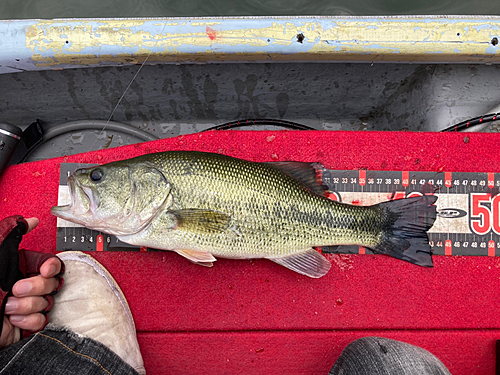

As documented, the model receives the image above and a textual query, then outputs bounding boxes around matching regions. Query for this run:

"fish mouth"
[51,176,92,220]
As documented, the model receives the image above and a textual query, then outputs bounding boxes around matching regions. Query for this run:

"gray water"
[0,0,499,19]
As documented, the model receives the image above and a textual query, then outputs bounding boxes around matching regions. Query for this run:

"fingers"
[12,274,59,297]
[24,217,39,233]
[9,313,46,332]
[39,257,63,278]
[5,294,49,333]
[1,226,61,336]
[0,317,18,348]
[12,256,63,297]
[5,296,49,316]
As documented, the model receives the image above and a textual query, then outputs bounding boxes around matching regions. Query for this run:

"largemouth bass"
[51,151,437,278]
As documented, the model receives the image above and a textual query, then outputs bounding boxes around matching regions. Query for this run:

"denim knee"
[329,336,451,375]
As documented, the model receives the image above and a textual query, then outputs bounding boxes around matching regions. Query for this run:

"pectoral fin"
[171,209,231,234]
[176,249,217,265]
[269,249,331,278]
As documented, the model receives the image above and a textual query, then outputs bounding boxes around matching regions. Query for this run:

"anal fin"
[269,249,331,278]
[176,249,217,265]
[193,261,214,268]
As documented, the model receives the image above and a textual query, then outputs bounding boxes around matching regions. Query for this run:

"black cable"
[20,113,495,165]
[441,113,500,132]
[19,120,158,163]
[16,118,310,164]
[211,116,500,132]
[203,119,317,131]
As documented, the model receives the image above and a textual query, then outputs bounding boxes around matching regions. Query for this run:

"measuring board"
[56,164,145,252]
[56,164,500,257]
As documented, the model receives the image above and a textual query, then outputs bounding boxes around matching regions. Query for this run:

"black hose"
[203,119,317,131]
[441,113,500,132]
[20,120,158,162]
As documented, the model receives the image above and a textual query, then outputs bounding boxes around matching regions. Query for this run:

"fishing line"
[105,62,149,125]
[80,19,169,163]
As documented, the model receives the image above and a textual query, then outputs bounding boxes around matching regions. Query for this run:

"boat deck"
[2,16,500,374]
[1,130,499,375]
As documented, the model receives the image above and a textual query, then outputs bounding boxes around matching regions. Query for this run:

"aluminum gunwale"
[0,16,499,74]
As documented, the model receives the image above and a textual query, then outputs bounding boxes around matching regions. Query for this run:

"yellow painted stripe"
[3,17,499,71]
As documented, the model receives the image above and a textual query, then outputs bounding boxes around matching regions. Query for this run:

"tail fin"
[373,195,437,267]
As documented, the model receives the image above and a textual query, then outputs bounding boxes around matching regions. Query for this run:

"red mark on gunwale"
[206,27,217,41]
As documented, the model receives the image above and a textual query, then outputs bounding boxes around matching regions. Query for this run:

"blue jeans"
[0,329,450,374]
[0,324,139,375]
[330,336,452,375]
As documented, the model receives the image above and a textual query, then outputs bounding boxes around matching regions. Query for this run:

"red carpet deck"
[1,130,499,374]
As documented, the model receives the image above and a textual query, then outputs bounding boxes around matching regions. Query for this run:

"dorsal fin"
[266,161,328,196]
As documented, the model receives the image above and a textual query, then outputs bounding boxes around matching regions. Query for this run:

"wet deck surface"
[1,130,498,374]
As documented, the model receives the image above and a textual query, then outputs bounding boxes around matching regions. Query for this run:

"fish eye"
[90,169,104,182]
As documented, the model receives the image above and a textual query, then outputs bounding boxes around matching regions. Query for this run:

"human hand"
[0,218,63,348]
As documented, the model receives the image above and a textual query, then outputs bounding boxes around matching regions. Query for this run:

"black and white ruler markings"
[56,164,500,256]
[55,163,143,252]
[321,170,500,257]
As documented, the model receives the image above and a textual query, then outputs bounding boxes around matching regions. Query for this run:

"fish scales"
[143,152,381,258]
[51,151,437,278]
